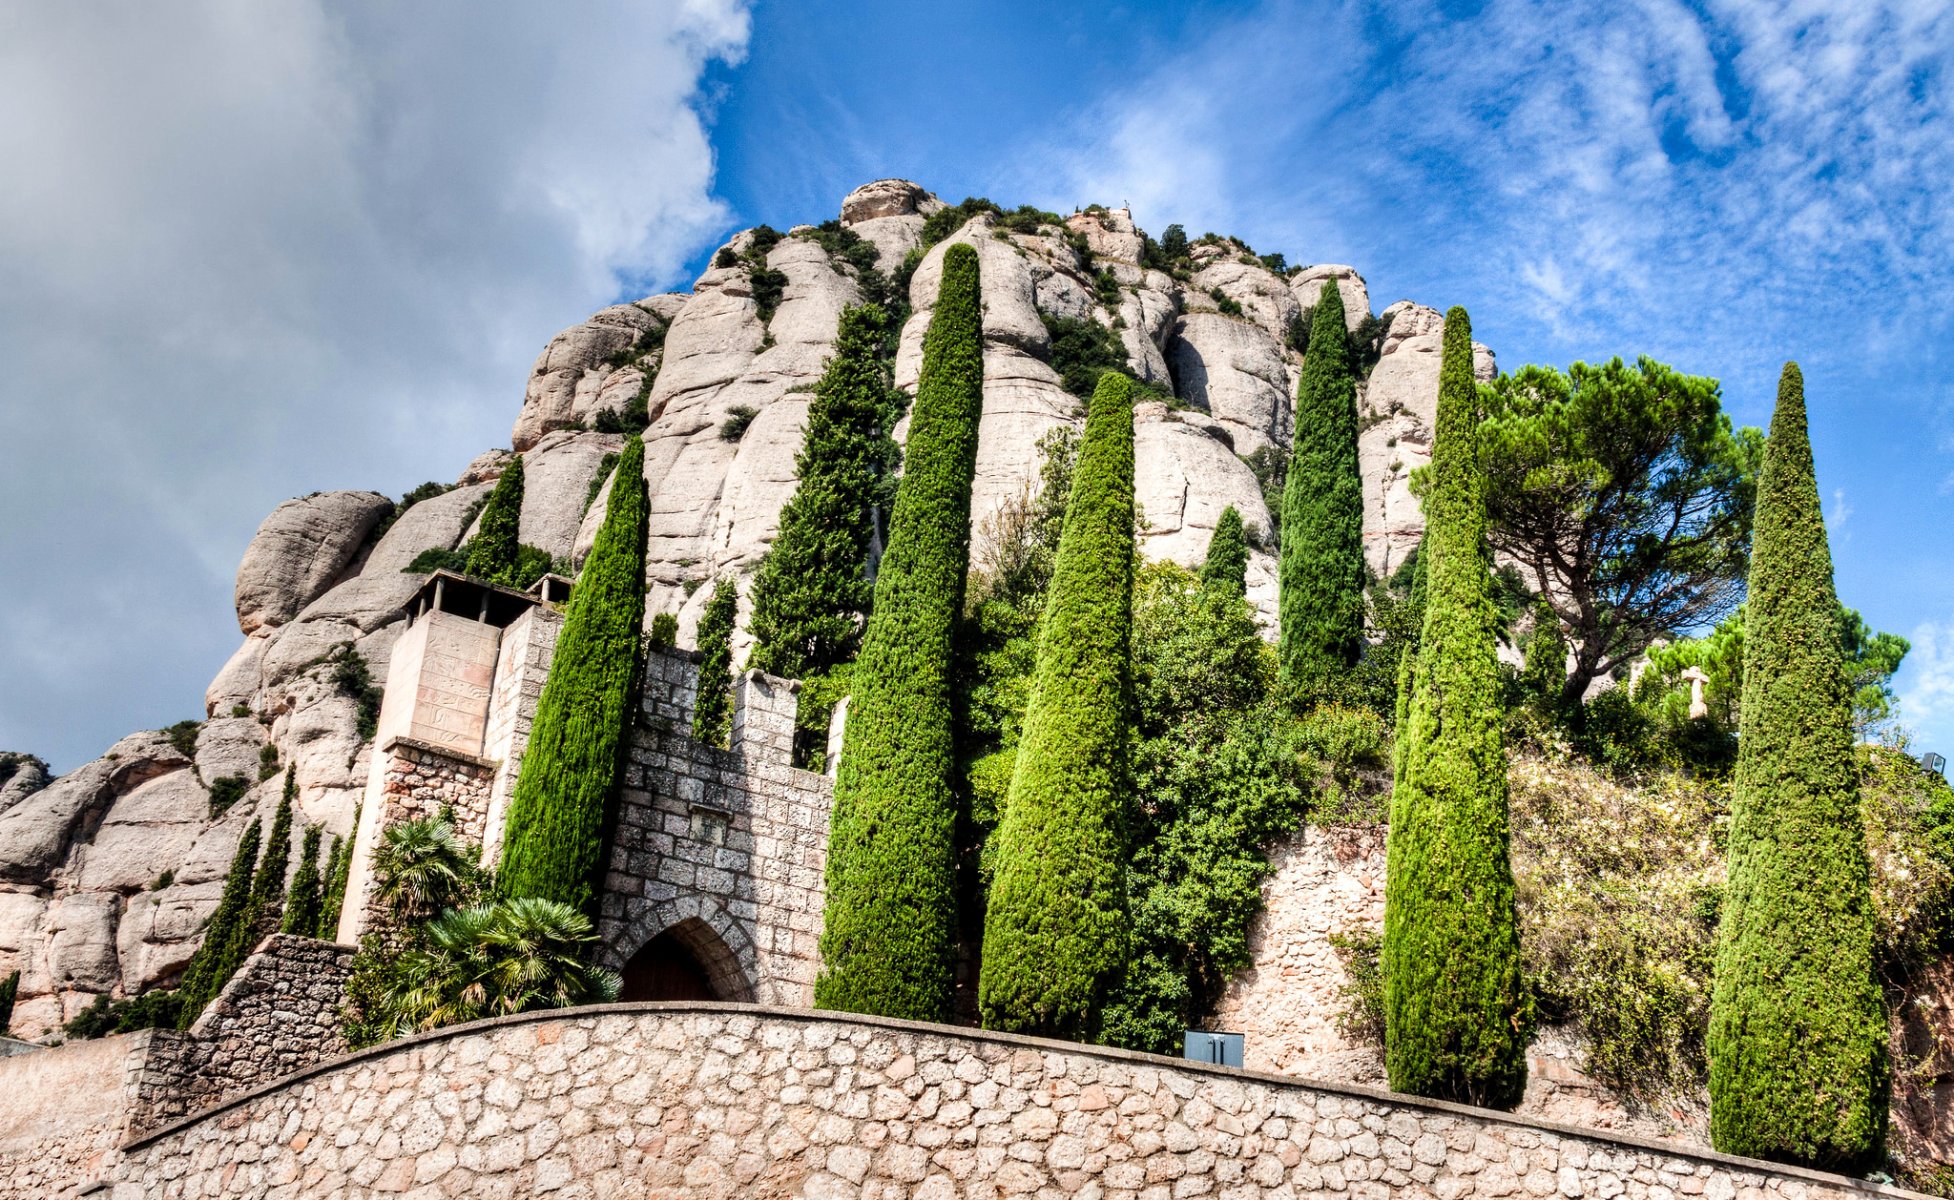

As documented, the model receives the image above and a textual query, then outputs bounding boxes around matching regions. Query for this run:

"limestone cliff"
[0,179,1485,1039]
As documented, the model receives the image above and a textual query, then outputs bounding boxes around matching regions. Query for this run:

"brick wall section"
[106,1004,1931,1200]
[597,649,832,1006]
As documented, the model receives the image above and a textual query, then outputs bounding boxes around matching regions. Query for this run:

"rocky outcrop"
[3,178,1492,1041]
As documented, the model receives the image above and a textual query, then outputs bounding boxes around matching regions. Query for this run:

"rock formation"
[0,179,1482,1039]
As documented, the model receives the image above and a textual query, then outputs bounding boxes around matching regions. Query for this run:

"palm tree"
[365,898,619,1040]
[369,815,481,924]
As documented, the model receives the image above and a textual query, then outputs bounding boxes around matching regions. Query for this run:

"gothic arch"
[603,896,759,1003]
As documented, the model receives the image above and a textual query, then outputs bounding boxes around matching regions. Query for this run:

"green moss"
[816,242,985,1022]
[494,435,649,917]
[979,372,1136,1040]
[1278,280,1366,690]
[1381,306,1531,1109]
[1708,363,1888,1170]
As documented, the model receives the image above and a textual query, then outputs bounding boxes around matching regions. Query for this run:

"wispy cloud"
[1828,488,1855,532]
[0,1,750,767]
[1900,618,1954,744]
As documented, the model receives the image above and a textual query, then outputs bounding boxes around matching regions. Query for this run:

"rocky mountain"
[0,179,1490,1040]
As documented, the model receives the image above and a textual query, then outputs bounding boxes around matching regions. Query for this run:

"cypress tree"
[816,241,984,1021]
[247,770,297,920]
[319,832,350,938]
[1382,306,1530,1109]
[176,818,261,1027]
[979,371,1136,1040]
[1278,279,1366,689]
[465,453,525,585]
[691,580,738,748]
[1708,363,1887,1169]
[1200,505,1249,599]
[748,303,899,680]
[496,434,649,916]
[281,825,325,937]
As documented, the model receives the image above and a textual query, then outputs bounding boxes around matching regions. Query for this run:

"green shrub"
[206,774,249,819]
[647,612,679,649]
[327,645,383,741]
[0,970,17,1034]
[690,580,738,748]
[1278,280,1366,691]
[1382,306,1531,1109]
[1241,446,1288,549]
[256,741,279,782]
[719,405,759,441]
[1208,287,1244,318]
[494,435,648,916]
[64,990,183,1040]
[1199,506,1248,599]
[281,825,325,938]
[1329,929,1386,1043]
[164,720,201,760]
[1708,363,1887,1170]
[979,372,1136,1040]
[817,242,984,1022]
[583,451,619,514]
[748,303,903,692]
[1040,312,1127,400]
[403,546,469,575]
[795,219,881,274]
[175,818,262,1028]
[464,454,524,584]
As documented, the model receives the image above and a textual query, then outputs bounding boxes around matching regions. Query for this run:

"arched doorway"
[615,916,753,1002]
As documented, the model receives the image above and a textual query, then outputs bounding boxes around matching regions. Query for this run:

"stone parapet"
[107,1003,1931,1200]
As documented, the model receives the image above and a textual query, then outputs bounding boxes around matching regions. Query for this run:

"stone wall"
[0,935,352,1198]
[478,604,563,867]
[0,1028,165,1199]
[107,1003,1926,1200]
[599,650,833,1005]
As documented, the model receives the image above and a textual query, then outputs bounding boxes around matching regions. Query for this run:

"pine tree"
[495,435,649,916]
[1381,306,1530,1109]
[1278,279,1366,689]
[282,825,325,937]
[1708,363,1887,1169]
[1200,505,1249,599]
[816,241,985,1021]
[465,453,525,585]
[748,303,900,681]
[691,580,739,748]
[175,818,262,1028]
[319,832,351,939]
[979,371,1136,1039]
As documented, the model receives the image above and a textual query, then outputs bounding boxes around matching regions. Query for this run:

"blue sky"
[4,0,1953,768]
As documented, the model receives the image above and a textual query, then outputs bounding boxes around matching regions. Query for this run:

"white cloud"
[0,2,749,768]
[1828,487,1854,531]
[1899,618,1954,746]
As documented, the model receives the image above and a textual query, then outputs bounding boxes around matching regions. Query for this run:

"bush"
[1382,307,1531,1109]
[164,720,201,760]
[64,990,184,1040]
[1278,280,1366,691]
[719,405,759,442]
[980,374,1136,1040]
[1040,313,1129,400]
[583,451,619,514]
[495,435,649,917]
[690,581,738,748]
[206,774,249,819]
[0,970,16,1034]
[256,742,279,782]
[647,612,678,649]
[403,546,469,575]
[1199,506,1248,599]
[1241,446,1287,549]
[327,645,383,741]
[748,303,904,695]
[817,242,984,1022]
[1208,288,1244,318]
[464,454,524,585]
[1708,363,1887,1169]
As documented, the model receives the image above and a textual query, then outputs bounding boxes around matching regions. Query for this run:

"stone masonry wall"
[107,1004,1928,1200]
[0,1028,166,1199]
[599,649,832,1005]
[479,604,563,867]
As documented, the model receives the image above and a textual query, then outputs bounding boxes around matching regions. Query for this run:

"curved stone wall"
[109,1003,1921,1200]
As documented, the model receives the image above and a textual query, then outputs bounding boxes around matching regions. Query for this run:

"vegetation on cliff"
[979,373,1136,1039]
[1382,307,1532,1109]
[1708,364,1888,1169]
[495,435,648,916]
[690,579,738,748]
[817,242,984,1021]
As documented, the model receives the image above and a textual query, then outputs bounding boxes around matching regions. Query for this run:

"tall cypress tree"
[979,371,1136,1040]
[1708,363,1887,1169]
[281,825,325,937]
[1278,279,1366,689]
[246,770,297,921]
[1382,306,1530,1109]
[691,580,738,748]
[748,304,900,680]
[319,832,351,939]
[465,454,525,585]
[1200,505,1249,599]
[176,818,262,1028]
[816,241,985,1021]
[496,435,649,915]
